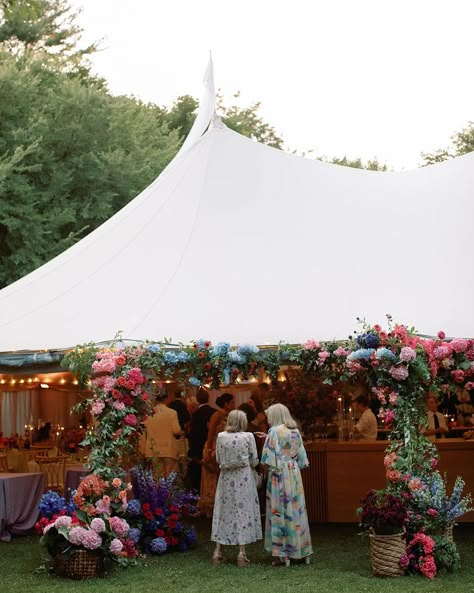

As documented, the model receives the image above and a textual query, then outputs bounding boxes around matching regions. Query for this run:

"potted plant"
[357,489,408,577]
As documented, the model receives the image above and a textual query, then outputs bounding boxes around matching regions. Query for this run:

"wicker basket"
[54,550,104,579]
[369,531,406,577]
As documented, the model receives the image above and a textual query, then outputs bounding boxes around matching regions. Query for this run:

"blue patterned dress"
[261,425,313,559]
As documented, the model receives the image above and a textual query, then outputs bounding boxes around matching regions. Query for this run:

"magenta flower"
[390,365,409,381]
[124,414,137,426]
[399,347,416,362]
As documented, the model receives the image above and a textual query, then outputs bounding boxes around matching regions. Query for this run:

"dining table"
[0,472,45,542]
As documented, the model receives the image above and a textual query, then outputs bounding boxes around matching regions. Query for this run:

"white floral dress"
[211,431,262,545]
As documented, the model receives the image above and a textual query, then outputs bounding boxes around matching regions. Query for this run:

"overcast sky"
[72,0,474,170]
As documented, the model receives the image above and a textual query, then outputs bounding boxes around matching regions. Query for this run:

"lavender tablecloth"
[64,465,88,499]
[0,472,45,542]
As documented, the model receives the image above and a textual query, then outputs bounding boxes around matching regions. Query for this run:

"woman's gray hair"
[266,403,297,429]
[225,409,248,433]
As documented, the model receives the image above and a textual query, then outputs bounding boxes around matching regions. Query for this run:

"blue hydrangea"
[223,368,231,385]
[211,342,231,356]
[128,527,141,543]
[164,351,178,365]
[127,498,141,516]
[147,344,161,353]
[237,344,259,355]
[347,348,375,361]
[356,333,380,349]
[176,351,190,363]
[227,351,246,364]
[150,537,168,555]
[189,377,202,387]
[376,347,396,360]
[38,490,75,518]
[195,339,206,350]
[185,526,197,546]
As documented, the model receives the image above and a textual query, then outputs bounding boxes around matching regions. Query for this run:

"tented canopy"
[0,63,473,352]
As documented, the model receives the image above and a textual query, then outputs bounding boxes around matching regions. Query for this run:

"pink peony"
[389,391,399,405]
[390,365,409,381]
[109,516,130,538]
[334,346,351,357]
[124,414,137,426]
[408,478,422,491]
[103,376,117,393]
[109,538,123,555]
[386,469,401,482]
[90,400,105,416]
[126,368,146,385]
[54,515,72,528]
[303,339,320,350]
[92,376,106,389]
[91,358,116,374]
[399,347,416,362]
[451,338,468,353]
[80,529,102,550]
[113,401,126,411]
[90,518,106,533]
[437,331,446,340]
[318,350,331,362]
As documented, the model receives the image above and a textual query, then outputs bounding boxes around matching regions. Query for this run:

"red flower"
[437,331,446,340]
[155,508,164,516]
[124,414,137,426]
[198,352,205,359]
[117,376,126,386]
[155,529,165,537]
[169,505,179,513]
[125,380,135,390]
[167,520,177,529]
[112,389,122,399]
[374,324,382,332]
[116,355,126,366]
[204,362,211,370]
[170,513,179,521]
[142,503,151,511]
[142,393,149,401]
[144,511,154,521]
[171,537,179,546]
[164,536,171,545]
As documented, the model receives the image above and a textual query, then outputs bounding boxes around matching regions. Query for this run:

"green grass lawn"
[1,522,474,593]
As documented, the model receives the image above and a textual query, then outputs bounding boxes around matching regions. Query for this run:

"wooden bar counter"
[301,438,474,523]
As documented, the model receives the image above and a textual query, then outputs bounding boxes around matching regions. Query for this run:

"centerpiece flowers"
[36,475,138,579]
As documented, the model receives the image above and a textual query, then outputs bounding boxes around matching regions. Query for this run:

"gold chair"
[0,453,10,472]
[36,455,67,493]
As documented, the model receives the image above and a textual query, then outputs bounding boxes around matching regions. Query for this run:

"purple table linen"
[0,472,45,542]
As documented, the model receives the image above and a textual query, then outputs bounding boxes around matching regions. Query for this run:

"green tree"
[320,155,388,171]
[421,122,474,165]
[0,50,180,288]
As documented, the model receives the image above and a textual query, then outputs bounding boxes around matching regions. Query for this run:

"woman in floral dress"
[211,410,262,567]
[261,403,312,566]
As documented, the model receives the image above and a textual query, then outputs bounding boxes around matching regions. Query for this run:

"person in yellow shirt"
[141,386,183,477]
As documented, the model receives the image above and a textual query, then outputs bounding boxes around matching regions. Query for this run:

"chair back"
[0,453,9,472]
[36,455,67,492]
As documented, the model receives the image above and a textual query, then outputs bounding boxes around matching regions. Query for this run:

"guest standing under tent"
[200,393,235,518]
[261,403,312,566]
[211,410,262,566]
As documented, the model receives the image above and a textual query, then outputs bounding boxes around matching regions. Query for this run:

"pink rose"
[103,376,117,393]
[112,478,122,488]
[408,478,422,491]
[437,331,446,340]
[303,339,320,350]
[124,414,137,426]
[427,508,438,517]
[386,469,401,482]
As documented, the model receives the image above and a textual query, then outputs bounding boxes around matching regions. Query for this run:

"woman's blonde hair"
[266,403,297,429]
[225,409,248,433]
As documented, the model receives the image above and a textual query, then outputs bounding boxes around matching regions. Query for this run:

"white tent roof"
[1,64,473,352]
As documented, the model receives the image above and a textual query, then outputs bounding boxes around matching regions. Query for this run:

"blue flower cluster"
[147,344,161,353]
[211,342,231,356]
[164,351,179,365]
[38,490,75,518]
[227,351,246,364]
[237,344,259,355]
[376,347,396,361]
[185,526,197,546]
[347,348,375,361]
[176,351,190,363]
[189,377,202,387]
[356,333,380,349]
[195,339,206,350]
[150,537,168,554]
[127,498,141,516]
[128,527,141,543]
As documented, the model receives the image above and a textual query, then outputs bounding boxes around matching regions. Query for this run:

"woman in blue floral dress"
[261,403,312,566]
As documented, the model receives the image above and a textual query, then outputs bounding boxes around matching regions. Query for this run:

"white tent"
[0,61,473,352]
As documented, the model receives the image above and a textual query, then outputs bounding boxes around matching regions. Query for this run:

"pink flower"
[124,414,137,426]
[384,409,395,425]
[427,508,438,517]
[68,526,88,546]
[103,376,117,393]
[384,452,397,468]
[109,538,123,555]
[386,469,401,482]
[399,554,410,569]
[408,478,422,491]
[451,338,468,353]
[112,478,122,488]
[334,346,351,357]
[90,400,105,416]
[389,391,398,405]
[95,499,110,515]
[373,324,382,332]
[434,345,450,360]
[451,369,465,383]
[92,376,106,389]
[420,554,437,579]
[437,331,446,340]
[390,365,409,381]
[126,368,146,385]
[113,401,126,411]
[318,350,331,362]
[109,516,130,538]
[91,359,116,374]
[90,518,106,533]
[54,516,72,528]
[378,408,386,419]
[399,347,416,362]
[80,529,102,550]
[303,339,320,350]
[465,382,474,391]
[430,458,438,469]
